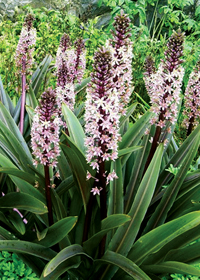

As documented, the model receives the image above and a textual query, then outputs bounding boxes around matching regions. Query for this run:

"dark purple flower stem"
[187,116,194,136]
[44,165,54,226]
[19,59,26,134]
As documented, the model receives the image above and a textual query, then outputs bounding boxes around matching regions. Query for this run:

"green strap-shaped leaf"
[75,77,91,94]
[0,167,43,187]
[61,133,94,212]
[108,159,123,216]
[164,240,200,263]
[156,124,200,193]
[98,251,151,280]
[120,103,138,128]
[109,144,163,254]
[142,261,200,276]
[0,240,56,261]
[62,103,86,153]
[0,75,14,115]
[0,119,33,172]
[139,223,200,266]
[119,111,152,150]
[83,214,131,256]
[8,211,26,235]
[35,216,77,247]
[0,102,33,161]
[144,131,200,233]
[0,154,45,202]
[128,211,200,266]
[50,189,68,220]
[31,54,52,98]
[124,132,152,214]
[43,244,92,277]
[0,193,47,214]
[26,84,38,109]
[118,146,142,157]
[25,104,35,125]
[100,144,163,279]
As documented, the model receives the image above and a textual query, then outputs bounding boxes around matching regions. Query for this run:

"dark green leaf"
[62,103,86,153]
[43,244,92,277]
[0,193,47,214]
[36,216,77,247]
[99,250,151,280]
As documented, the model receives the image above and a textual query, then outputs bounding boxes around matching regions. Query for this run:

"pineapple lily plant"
[0,10,200,280]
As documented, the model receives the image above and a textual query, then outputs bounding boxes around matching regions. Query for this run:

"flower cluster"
[74,38,86,83]
[56,33,75,110]
[15,14,36,76]
[107,10,133,115]
[182,60,200,131]
[144,30,184,140]
[143,56,156,96]
[55,34,86,110]
[85,47,120,193]
[31,88,62,167]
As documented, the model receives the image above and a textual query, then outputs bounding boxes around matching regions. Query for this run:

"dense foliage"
[0,1,200,280]
[0,251,38,279]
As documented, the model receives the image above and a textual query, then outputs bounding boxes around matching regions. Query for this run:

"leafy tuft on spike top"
[108,10,133,115]
[182,60,200,135]
[31,88,62,167]
[15,13,36,76]
[85,47,120,194]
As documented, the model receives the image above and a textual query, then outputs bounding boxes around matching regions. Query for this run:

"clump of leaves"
[0,251,38,279]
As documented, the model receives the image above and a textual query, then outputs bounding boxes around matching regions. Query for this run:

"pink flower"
[91,187,103,196]
[107,10,133,115]
[144,30,184,141]
[55,34,86,111]
[85,47,120,192]
[15,14,36,76]
[182,60,200,132]
[31,88,62,167]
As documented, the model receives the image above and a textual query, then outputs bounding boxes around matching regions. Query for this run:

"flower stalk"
[56,34,86,111]
[108,10,133,115]
[15,14,36,134]
[31,88,61,226]
[83,47,120,251]
[144,30,184,171]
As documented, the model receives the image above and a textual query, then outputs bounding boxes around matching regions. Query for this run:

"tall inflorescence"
[107,10,133,115]
[182,60,200,135]
[144,30,184,143]
[55,34,86,111]
[56,33,75,111]
[85,47,121,195]
[31,88,62,167]
[15,14,36,77]
[143,55,156,96]
[74,38,86,83]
